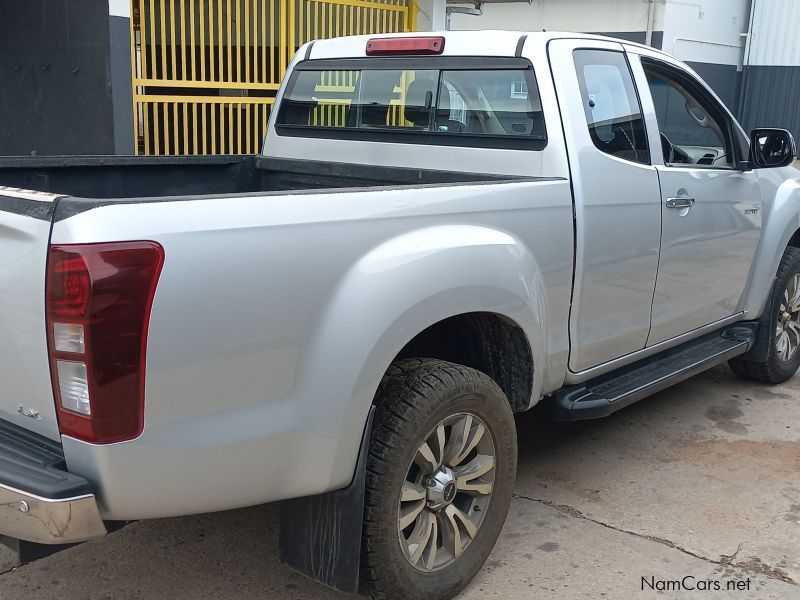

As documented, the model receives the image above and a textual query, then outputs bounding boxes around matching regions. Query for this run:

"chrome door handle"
[666,197,696,209]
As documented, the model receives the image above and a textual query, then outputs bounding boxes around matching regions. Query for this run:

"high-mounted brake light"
[366,36,445,56]
[46,242,164,444]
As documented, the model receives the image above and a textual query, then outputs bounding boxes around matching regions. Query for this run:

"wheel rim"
[397,412,496,572]
[776,273,800,362]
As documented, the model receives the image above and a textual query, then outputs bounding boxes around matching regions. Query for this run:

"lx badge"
[18,405,42,420]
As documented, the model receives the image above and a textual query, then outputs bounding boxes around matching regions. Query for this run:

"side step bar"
[551,323,757,421]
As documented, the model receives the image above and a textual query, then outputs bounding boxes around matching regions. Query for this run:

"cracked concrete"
[0,365,798,599]
[513,493,796,585]
[512,365,800,589]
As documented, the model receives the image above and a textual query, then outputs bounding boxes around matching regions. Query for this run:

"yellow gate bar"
[131,0,414,155]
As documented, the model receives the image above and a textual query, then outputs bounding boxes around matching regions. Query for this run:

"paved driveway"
[1,365,798,599]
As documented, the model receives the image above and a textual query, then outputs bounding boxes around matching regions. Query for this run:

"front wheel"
[360,358,517,600]
[729,246,800,384]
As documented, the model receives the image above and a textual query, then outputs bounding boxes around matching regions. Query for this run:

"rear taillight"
[365,36,445,56]
[46,242,164,444]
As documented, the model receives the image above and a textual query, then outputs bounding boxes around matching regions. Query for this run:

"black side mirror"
[748,128,798,169]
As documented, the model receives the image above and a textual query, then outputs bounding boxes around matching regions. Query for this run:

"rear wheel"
[729,246,800,384]
[361,358,517,600]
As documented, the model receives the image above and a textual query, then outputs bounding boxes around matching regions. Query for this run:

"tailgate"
[0,187,61,441]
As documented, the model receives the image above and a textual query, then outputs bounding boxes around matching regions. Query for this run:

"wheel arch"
[306,224,548,494]
[391,312,534,413]
[787,228,800,249]
[744,175,800,318]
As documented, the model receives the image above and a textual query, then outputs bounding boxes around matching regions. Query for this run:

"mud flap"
[279,407,374,594]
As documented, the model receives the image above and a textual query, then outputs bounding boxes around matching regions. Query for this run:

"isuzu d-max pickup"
[1,31,798,600]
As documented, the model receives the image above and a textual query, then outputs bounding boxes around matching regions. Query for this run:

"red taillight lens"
[48,256,91,317]
[46,242,164,444]
[365,36,445,56]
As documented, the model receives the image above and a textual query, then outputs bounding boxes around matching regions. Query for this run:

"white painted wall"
[448,0,753,67]
[416,0,448,30]
[661,0,749,66]
[108,0,130,18]
[449,0,665,35]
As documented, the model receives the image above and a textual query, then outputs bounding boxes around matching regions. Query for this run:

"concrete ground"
[1,365,798,599]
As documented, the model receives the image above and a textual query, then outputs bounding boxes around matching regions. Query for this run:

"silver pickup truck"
[1,31,799,600]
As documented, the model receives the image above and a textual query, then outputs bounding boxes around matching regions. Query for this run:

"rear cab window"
[275,58,546,150]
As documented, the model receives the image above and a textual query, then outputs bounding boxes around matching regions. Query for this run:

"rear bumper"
[0,482,106,544]
[0,419,106,544]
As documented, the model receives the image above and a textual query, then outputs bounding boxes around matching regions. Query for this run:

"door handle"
[666,196,696,209]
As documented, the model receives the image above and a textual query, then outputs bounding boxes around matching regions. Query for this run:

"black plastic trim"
[256,156,529,184]
[0,155,557,220]
[304,40,316,60]
[0,419,93,500]
[0,155,244,169]
[274,124,547,150]
[50,158,549,220]
[551,324,758,421]
[279,407,374,594]
[0,194,56,222]
[515,34,528,58]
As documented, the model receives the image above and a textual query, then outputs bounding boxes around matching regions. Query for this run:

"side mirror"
[748,128,798,169]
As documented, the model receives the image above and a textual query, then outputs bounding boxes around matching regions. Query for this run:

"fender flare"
[745,176,800,317]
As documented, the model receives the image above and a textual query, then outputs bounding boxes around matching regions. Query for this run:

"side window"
[643,62,736,168]
[573,49,650,165]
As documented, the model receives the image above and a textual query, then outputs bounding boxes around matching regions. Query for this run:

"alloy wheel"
[776,273,800,362]
[397,412,496,572]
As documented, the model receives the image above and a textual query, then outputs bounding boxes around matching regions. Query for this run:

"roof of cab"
[304,30,672,62]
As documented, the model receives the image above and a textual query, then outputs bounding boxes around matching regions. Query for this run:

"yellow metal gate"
[130,0,416,155]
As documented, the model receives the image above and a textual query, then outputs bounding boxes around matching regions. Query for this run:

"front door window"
[644,62,745,168]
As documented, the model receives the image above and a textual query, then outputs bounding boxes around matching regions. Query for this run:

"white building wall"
[416,0,449,30]
[449,0,665,37]
[108,0,131,18]
[661,0,749,67]
[449,0,751,67]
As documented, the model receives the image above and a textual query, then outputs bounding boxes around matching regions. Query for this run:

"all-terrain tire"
[729,246,800,384]
[360,358,517,600]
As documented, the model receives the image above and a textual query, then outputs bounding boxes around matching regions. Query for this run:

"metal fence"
[130,0,416,155]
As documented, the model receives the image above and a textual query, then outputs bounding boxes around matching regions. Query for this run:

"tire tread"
[360,358,515,600]
[730,246,800,384]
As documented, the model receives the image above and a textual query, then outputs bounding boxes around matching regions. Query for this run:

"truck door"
[627,54,762,345]
[548,39,662,372]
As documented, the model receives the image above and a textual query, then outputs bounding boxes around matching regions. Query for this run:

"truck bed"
[0,155,514,202]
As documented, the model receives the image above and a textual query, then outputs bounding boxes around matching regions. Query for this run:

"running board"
[551,324,757,421]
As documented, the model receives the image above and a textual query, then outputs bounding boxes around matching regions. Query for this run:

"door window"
[573,49,650,165]
[643,61,742,168]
